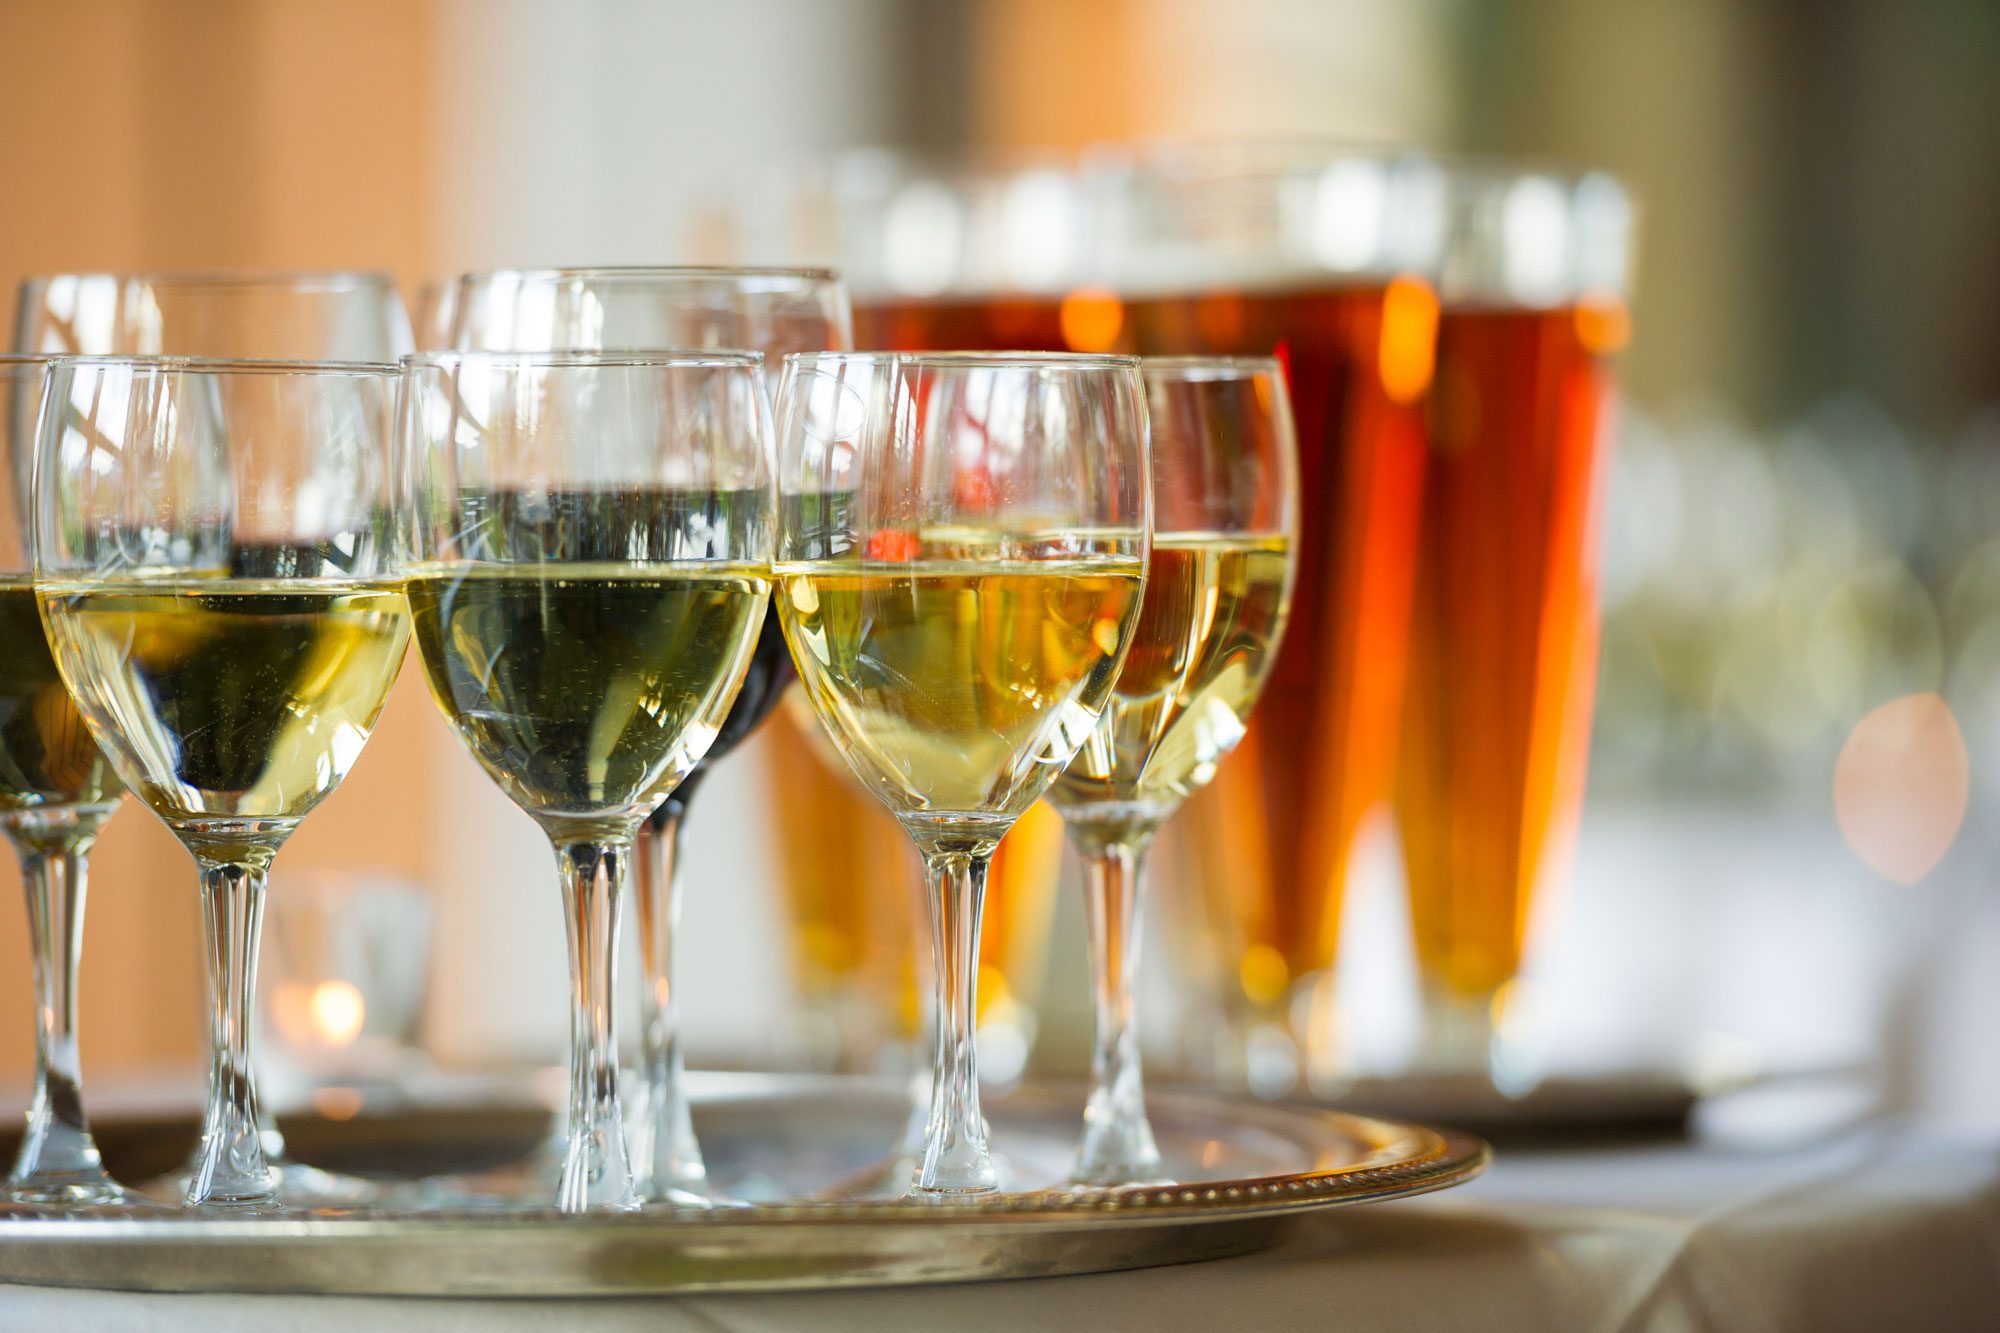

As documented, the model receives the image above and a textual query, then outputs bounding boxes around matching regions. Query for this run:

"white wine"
[405,562,768,828]
[38,579,409,836]
[0,579,122,815]
[1052,534,1292,827]
[776,555,1144,825]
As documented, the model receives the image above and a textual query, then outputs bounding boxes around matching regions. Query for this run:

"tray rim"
[0,1079,1490,1295]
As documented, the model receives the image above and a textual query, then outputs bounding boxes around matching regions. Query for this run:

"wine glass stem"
[191,853,275,1208]
[1074,833,1163,1185]
[6,809,114,1196]
[633,803,706,1200]
[553,836,638,1213]
[912,839,997,1196]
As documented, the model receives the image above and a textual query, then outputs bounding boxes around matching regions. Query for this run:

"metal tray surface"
[0,1074,1487,1295]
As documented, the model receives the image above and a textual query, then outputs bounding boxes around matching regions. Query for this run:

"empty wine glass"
[0,356,128,1206]
[1048,357,1299,1185]
[403,350,773,1212]
[33,356,410,1209]
[446,266,848,1203]
[772,352,1149,1196]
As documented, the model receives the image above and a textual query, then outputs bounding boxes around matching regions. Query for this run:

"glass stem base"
[905,820,1004,1198]
[553,835,638,1213]
[5,806,122,1205]
[632,802,709,1204]
[190,852,277,1208]
[1069,824,1165,1187]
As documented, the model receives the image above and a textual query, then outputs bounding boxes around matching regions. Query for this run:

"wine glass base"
[1067,1165,1175,1191]
[813,1149,1019,1202]
[4,1176,132,1208]
[138,1157,384,1209]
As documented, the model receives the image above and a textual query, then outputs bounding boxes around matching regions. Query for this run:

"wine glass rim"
[38,354,400,376]
[785,350,1139,370]
[1141,355,1283,377]
[18,268,400,293]
[405,348,765,369]
[460,265,841,287]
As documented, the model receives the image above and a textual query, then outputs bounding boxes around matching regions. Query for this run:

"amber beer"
[765,699,1067,1072]
[1124,283,1436,1042]
[1397,300,1625,1049]
[856,280,1438,1056]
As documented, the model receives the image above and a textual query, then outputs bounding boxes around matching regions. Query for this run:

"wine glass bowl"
[772,351,1149,1196]
[31,356,409,1209]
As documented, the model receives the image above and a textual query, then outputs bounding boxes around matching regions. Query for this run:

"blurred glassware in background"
[0,355,129,1205]
[1395,165,1634,1090]
[259,871,433,1118]
[13,270,413,360]
[445,266,849,1204]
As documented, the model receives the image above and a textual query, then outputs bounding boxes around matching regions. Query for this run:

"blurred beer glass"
[1397,166,1634,1087]
[1100,145,1449,1098]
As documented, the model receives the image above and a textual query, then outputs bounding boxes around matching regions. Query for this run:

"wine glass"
[1048,357,1299,1185]
[14,268,415,1203]
[446,266,849,1203]
[772,352,1149,1196]
[13,270,414,360]
[403,350,773,1213]
[32,356,410,1209]
[0,356,128,1206]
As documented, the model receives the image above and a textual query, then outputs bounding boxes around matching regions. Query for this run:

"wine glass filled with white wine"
[447,267,849,1203]
[403,351,773,1213]
[1049,358,1298,1186]
[772,351,1149,1196]
[32,357,410,1210]
[0,356,127,1206]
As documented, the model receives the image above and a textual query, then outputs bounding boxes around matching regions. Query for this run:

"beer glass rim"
[19,269,400,294]
[784,350,1137,371]
[404,348,765,371]
[461,265,840,288]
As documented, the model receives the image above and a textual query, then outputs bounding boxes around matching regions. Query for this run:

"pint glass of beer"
[1398,167,1633,1085]
[1102,145,1450,1095]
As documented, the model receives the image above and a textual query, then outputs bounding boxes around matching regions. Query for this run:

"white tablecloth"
[5,1124,1997,1332]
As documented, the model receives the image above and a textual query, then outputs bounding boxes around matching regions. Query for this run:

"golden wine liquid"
[406,563,768,826]
[1051,535,1292,825]
[39,579,409,833]
[777,558,1144,828]
[1398,304,1618,1002]
[768,696,1067,1050]
[0,579,122,814]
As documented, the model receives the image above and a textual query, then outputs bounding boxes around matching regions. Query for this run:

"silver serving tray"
[0,1073,1486,1295]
